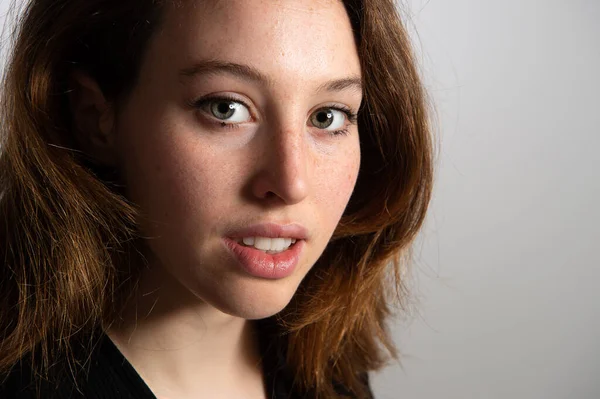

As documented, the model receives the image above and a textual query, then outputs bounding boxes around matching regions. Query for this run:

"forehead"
[150,0,361,84]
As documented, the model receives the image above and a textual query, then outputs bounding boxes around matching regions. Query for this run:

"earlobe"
[68,70,117,166]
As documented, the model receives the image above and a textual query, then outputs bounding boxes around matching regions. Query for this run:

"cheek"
[116,122,233,238]
[315,143,361,223]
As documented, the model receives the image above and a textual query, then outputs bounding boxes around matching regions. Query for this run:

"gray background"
[372,1,600,398]
[1,1,599,398]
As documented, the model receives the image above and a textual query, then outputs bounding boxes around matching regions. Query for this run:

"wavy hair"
[0,0,433,397]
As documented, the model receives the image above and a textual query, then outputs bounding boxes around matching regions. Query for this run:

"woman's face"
[114,0,362,319]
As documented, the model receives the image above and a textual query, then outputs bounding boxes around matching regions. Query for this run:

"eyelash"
[188,94,358,137]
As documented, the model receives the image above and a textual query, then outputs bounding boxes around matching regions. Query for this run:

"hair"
[0,0,433,397]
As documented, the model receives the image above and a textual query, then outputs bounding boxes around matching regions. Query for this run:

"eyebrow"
[179,60,362,94]
[316,77,362,94]
[179,60,268,84]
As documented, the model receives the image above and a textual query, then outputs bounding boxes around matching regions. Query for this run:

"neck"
[105,261,265,398]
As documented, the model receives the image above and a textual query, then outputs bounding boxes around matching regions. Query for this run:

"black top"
[0,322,373,398]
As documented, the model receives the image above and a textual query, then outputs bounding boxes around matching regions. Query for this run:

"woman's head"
[74,0,363,320]
[0,0,432,397]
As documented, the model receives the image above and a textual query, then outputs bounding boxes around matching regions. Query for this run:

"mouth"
[223,237,305,279]
[232,236,300,255]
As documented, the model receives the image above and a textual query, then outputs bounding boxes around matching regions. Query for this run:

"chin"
[187,274,303,320]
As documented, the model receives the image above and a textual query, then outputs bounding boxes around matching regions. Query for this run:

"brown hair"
[0,0,433,397]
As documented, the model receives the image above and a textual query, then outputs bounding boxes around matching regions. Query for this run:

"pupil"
[218,102,232,115]
[317,111,332,123]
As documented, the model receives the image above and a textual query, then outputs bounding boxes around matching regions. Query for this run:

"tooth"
[240,237,296,251]
[271,238,286,251]
[254,237,272,251]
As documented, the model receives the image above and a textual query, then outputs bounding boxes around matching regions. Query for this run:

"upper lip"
[226,222,308,240]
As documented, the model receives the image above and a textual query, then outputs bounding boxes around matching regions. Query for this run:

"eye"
[309,108,346,131]
[209,100,251,122]
[193,97,252,123]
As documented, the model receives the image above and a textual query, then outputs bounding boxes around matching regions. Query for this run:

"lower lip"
[222,238,304,280]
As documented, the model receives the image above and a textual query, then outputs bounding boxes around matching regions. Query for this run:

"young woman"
[0,0,433,397]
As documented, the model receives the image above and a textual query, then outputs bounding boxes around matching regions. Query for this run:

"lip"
[223,237,305,279]
[225,222,309,240]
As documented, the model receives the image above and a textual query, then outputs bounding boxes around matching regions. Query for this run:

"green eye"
[211,101,236,119]
[310,108,345,130]
[209,100,251,122]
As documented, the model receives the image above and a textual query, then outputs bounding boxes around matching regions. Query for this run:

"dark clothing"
[0,323,373,398]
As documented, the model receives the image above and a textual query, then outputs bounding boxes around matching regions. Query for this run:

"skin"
[71,0,362,397]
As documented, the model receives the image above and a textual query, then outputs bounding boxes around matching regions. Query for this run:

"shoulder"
[0,331,148,399]
[334,372,374,398]
[0,361,67,399]
[256,319,374,398]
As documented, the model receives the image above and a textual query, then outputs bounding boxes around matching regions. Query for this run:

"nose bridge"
[276,124,305,173]
[255,119,309,204]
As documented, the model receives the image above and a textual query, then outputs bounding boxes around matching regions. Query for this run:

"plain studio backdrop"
[1,1,599,399]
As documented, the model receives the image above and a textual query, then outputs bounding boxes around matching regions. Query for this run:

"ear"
[68,70,117,166]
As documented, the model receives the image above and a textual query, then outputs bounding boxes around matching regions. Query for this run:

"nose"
[249,124,309,205]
